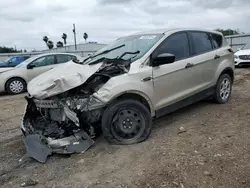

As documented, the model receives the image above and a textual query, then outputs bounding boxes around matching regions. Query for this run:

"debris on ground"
[203,171,212,177]
[21,178,38,187]
[178,126,187,134]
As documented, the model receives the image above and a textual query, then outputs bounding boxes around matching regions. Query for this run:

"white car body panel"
[0,68,14,73]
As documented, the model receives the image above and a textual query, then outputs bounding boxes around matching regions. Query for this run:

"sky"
[0,0,250,51]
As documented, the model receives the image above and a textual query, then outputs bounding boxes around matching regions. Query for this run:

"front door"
[152,32,195,111]
[27,55,56,82]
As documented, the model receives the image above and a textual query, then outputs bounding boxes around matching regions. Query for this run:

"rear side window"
[211,34,223,48]
[190,32,213,55]
[56,55,74,64]
[154,32,190,61]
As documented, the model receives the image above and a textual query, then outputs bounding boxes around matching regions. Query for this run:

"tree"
[47,40,54,49]
[62,33,67,46]
[83,32,88,43]
[215,29,241,36]
[43,36,52,49]
[0,46,18,53]
[56,41,64,48]
[43,36,49,44]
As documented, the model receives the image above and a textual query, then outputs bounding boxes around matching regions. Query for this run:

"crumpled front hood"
[28,61,102,99]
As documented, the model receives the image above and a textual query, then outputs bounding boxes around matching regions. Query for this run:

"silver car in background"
[21,28,234,162]
[0,53,80,94]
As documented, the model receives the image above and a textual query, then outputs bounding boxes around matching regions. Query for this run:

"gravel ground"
[0,69,250,188]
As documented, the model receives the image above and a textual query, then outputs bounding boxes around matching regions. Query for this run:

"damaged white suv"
[21,29,234,162]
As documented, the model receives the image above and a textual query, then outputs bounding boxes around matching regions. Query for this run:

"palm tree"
[47,40,54,49]
[62,33,67,46]
[43,36,49,47]
[56,41,64,48]
[83,33,88,43]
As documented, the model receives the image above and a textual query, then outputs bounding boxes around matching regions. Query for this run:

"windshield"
[242,43,250,50]
[84,34,164,64]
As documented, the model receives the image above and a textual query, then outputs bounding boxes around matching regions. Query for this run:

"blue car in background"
[0,56,30,67]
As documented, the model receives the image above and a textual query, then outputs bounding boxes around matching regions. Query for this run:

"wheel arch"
[218,67,234,83]
[107,91,155,117]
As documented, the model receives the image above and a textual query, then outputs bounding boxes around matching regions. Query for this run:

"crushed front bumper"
[20,96,102,163]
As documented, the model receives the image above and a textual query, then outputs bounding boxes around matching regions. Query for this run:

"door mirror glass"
[153,53,175,67]
[27,64,35,69]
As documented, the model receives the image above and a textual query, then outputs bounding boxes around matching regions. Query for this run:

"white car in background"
[234,43,250,67]
[0,53,81,94]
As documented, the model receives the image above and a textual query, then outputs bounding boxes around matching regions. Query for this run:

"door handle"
[214,55,221,59]
[185,63,194,68]
[141,76,152,82]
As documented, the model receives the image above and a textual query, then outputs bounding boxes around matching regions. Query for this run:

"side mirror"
[27,64,35,69]
[152,53,175,67]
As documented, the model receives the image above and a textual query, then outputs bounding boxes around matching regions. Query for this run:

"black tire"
[102,99,152,145]
[213,74,232,104]
[6,78,26,94]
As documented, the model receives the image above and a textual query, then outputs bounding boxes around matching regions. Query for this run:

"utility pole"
[73,23,77,51]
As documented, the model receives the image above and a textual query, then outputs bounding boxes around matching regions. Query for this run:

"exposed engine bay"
[21,59,131,163]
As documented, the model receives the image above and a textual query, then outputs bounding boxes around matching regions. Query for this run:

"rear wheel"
[6,78,26,94]
[102,99,152,145]
[213,74,232,104]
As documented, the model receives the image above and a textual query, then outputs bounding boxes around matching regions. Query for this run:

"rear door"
[187,31,219,91]
[27,55,56,82]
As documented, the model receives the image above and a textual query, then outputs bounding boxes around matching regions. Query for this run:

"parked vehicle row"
[19,28,235,162]
[0,53,81,94]
[0,56,30,67]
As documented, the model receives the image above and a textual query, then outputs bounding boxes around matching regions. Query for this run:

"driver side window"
[30,55,55,67]
[154,32,190,61]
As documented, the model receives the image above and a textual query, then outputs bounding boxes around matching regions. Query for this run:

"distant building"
[0,42,106,61]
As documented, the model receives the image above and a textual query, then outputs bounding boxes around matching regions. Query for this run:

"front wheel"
[213,74,232,104]
[6,78,26,94]
[102,99,152,145]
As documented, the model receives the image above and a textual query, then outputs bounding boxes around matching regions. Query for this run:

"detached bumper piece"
[23,131,94,163]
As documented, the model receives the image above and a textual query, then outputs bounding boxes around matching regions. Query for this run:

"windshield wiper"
[88,50,141,65]
[83,44,126,63]
[118,50,140,59]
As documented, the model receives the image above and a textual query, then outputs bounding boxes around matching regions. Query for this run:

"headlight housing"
[234,55,239,59]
